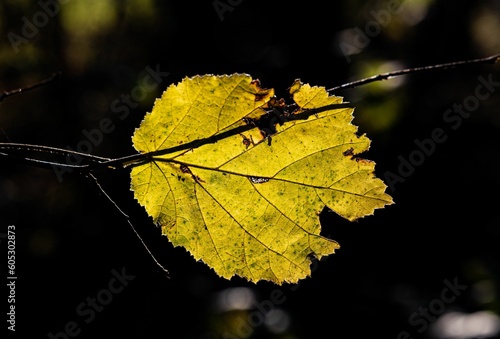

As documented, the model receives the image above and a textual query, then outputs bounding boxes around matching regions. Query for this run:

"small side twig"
[85,172,170,277]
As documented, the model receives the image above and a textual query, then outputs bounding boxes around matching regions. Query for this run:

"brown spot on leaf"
[254,92,268,102]
[250,79,261,87]
[240,133,254,149]
[343,148,354,157]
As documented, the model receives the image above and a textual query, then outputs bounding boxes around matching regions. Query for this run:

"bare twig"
[0,142,110,170]
[2,54,500,171]
[85,172,170,277]
[327,54,500,93]
[0,72,61,103]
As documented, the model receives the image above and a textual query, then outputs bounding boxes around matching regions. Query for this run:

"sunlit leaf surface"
[130,74,393,284]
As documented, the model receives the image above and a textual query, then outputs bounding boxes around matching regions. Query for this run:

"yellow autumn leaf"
[130,73,393,284]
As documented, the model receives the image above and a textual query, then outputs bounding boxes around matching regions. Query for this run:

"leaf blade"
[130,74,393,284]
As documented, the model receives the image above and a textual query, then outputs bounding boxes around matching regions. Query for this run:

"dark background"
[1,0,500,338]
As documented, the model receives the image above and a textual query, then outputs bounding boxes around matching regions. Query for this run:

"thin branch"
[85,172,170,276]
[0,72,170,275]
[1,54,499,172]
[0,72,61,103]
[0,142,110,161]
[0,103,353,171]
[0,142,149,171]
[0,151,82,170]
[327,54,500,93]
[0,142,112,170]
[1,54,499,279]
